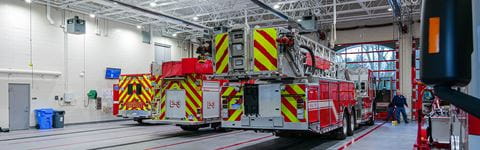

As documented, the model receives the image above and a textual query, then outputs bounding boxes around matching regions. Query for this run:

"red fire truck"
[213,26,375,139]
[153,58,224,131]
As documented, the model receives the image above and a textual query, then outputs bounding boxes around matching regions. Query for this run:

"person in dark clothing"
[384,102,396,122]
[392,91,409,123]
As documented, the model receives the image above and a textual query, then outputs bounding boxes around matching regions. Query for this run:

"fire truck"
[117,73,155,123]
[153,58,224,131]
[212,26,375,139]
[347,68,376,127]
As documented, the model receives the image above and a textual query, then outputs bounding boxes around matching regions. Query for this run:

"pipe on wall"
[46,1,55,25]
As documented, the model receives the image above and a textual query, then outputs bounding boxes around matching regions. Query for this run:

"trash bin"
[53,110,65,128]
[34,108,54,129]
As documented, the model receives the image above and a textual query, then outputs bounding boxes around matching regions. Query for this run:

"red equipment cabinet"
[112,84,120,116]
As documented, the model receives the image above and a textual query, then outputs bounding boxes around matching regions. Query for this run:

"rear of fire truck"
[153,58,223,131]
[117,74,154,124]
[213,26,374,139]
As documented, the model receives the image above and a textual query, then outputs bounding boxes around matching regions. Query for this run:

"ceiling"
[33,0,422,37]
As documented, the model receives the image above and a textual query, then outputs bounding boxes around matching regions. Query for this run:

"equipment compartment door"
[258,84,281,117]
[203,91,220,118]
[166,90,186,119]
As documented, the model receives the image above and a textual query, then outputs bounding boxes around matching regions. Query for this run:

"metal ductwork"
[387,0,402,17]
[249,0,305,29]
[106,0,211,30]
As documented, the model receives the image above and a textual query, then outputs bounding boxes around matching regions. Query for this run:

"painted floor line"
[337,122,386,150]
[144,131,245,150]
[28,129,183,150]
[0,126,135,142]
[214,135,274,150]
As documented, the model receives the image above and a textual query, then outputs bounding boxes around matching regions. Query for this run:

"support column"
[398,30,413,119]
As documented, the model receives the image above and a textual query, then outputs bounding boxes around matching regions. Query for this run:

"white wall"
[0,0,187,128]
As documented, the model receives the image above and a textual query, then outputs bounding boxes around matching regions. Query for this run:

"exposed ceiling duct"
[249,0,305,29]
[105,0,211,30]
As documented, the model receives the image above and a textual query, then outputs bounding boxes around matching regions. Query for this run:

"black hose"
[434,86,480,118]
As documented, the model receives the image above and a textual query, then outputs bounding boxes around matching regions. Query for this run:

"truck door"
[203,81,221,118]
[258,84,281,117]
[166,90,186,119]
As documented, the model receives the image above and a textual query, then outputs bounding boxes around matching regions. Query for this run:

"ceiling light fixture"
[273,4,280,9]
[149,2,157,7]
[89,13,96,18]
[193,16,199,21]
[387,8,393,12]
[172,33,177,37]
[297,19,302,22]
[136,25,142,29]
[25,0,32,3]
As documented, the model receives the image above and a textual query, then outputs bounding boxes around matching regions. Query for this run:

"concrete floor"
[0,121,417,150]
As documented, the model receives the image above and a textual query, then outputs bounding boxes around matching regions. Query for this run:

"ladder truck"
[212,26,375,139]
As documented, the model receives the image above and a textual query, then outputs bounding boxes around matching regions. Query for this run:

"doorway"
[8,83,30,130]
[154,43,172,63]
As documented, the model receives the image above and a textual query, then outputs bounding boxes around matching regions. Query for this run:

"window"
[337,43,397,90]
[154,43,172,63]
[136,84,142,95]
[127,84,133,95]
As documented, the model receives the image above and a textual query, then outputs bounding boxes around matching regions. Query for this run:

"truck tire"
[180,125,200,131]
[347,111,354,136]
[366,115,375,126]
[334,113,348,140]
[353,109,359,129]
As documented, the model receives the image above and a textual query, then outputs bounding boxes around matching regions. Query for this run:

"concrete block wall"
[0,0,187,128]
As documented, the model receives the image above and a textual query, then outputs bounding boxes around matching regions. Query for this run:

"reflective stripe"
[215,33,229,74]
[281,84,306,122]
[253,28,278,72]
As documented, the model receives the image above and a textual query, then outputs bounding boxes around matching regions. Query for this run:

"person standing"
[392,91,409,123]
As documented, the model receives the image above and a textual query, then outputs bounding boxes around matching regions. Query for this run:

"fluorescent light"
[273,4,280,9]
[136,25,142,29]
[25,0,31,3]
[149,2,157,7]
[387,8,393,12]
[193,16,199,21]
[89,13,96,18]
[172,33,177,37]
[297,19,302,22]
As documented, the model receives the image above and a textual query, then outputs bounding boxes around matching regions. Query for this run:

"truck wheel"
[334,113,348,140]
[353,109,359,129]
[180,126,200,131]
[135,118,145,125]
[366,115,375,126]
[347,111,354,136]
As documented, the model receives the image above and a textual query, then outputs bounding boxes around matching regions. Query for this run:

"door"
[203,81,221,118]
[165,90,186,119]
[9,84,30,130]
[258,84,281,117]
[154,43,172,63]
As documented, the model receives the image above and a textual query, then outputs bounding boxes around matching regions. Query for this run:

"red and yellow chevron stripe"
[118,74,153,111]
[221,86,243,121]
[157,74,203,121]
[281,84,306,122]
[253,28,278,72]
[181,74,203,121]
[158,80,181,120]
[215,33,229,74]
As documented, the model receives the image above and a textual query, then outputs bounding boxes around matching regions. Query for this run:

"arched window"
[337,43,397,90]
